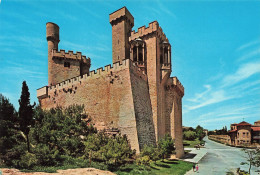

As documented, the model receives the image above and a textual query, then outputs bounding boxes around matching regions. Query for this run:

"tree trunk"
[26,134,30,152]
[249,162,251,174]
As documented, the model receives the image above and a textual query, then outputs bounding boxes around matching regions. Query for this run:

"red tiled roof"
[252,127,260,131]
[228,129,237,132]
[237,121,251,126]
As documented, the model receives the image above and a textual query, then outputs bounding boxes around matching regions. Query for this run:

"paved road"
[185,136,259,175]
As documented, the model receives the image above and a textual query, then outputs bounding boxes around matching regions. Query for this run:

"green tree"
[84,133,135,168]
[31,105,96,166]
[18,81,35,152]
[158,134,175,160]
[183,130,196,141]
[0,94,21,165]
[241,148,260,174]
[84,132,108,164]
[99,134,134,166]
[140,145,160,164]
[195,125,205,140]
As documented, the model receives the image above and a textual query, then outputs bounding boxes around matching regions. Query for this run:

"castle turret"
[109,7,134,64]
[46,22,60,86]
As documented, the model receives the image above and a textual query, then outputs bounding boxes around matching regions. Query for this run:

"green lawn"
[115,159,193,175]
[2,159,192,175]
[183,138,205,148]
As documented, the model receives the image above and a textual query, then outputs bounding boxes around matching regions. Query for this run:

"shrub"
[31,105,96,167]
[84,133,135,167]
[136,155,151,166]
[140,145,160,163]
[183,130,196,141]
[19,152,37,169]
[158,134,175,160]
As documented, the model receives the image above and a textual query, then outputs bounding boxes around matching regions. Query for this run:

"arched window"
[133,46,137,62]
[164,47,168,63]
[138,45,143,62]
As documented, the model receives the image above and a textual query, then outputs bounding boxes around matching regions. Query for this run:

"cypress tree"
[18,81,35,152]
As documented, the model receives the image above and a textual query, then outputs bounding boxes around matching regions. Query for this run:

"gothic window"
[133,46,137,62]
[64,62,70,68]
[138,45,143,62]
[164,47,168,63]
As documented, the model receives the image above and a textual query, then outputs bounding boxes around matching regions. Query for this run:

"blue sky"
[0,0,259,130]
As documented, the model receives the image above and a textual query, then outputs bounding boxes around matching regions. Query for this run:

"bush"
[84,133,135,167]
[183,130,196,141]
[19,152,37,169]
[136,155,151,166]
[0,94,25,166]
[140,145,160,163]
[31,105,97,167]
[158,134,175,160]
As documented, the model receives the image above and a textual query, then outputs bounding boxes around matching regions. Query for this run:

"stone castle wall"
[165,77,184,158]
[38,59,156,153]
[39,7,185,158]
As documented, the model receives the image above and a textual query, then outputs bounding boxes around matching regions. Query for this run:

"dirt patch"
[1,168,116,175]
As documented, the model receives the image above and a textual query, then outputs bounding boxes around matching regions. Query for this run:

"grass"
[115,159,193,175]
[5,159,193,175]
[183,138,202,148]
[3,158,192,175]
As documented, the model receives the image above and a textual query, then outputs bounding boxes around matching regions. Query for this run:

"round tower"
[46,22,60,86]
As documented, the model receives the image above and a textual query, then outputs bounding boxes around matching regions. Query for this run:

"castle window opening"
[164,47,168,64]
[64,62,70,68]
[133,46,137,62]
[160,47,163,64]
[138,45,143,63]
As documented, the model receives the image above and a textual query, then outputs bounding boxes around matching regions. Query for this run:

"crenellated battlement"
[52,49,91,64]
[165,77,184,96]
[37,59,147,99]
[39,7,185,157]
[173,77,184,95]
[129,21,168,41]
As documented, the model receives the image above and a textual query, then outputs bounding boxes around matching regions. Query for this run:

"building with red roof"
[228,120,260,146]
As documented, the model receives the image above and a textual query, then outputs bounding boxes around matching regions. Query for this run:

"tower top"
[109,6,134,27]
[46,22,60,42]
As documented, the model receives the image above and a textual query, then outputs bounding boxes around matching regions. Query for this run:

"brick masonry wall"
[50,58,81,85]
[144,36,160,141]
[130,67,156,148]
[165,85,184,158]
[39,61,154,153]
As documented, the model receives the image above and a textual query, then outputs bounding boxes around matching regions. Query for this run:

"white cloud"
[187,84,211,102]
[185,60,260,112]
[238,48,260,61]
[236,40,260,51]
[222,61,260,87]
[187,90,234,111]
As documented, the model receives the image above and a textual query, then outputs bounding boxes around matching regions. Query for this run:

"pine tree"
[18,81,35,152]
[0,94,18,163]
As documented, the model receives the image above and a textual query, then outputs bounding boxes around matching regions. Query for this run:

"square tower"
[110,7,134,63]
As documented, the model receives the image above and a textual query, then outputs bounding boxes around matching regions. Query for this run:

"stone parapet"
[37,86,48,99]
[166,77,184,97]
[129,21,168,41]
[37,59,147,99]
[109,6,134,26]
[173,77,184,94]
[52,49,91,65]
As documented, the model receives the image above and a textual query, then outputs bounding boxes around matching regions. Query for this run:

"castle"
[37,7,185,158]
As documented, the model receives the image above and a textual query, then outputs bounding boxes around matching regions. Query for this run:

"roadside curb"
[181,148,208,164]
